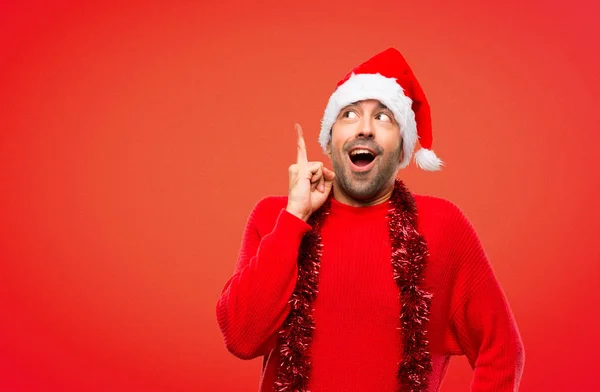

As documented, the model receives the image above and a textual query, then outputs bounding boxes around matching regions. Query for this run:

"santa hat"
[319,48,444,171]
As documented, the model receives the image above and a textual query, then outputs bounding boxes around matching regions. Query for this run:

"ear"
[325,131,332,157]
[398,139,405,164]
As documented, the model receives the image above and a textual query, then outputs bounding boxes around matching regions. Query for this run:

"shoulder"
[412,194,490,286]
[412,194,478,241]
[413,194,466,223]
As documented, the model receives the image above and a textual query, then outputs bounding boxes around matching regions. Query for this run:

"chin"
[341,174,383,200]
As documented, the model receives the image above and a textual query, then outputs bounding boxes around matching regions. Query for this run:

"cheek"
[378,133,403,161]
[330,123,352,148]
[378,126,401,148]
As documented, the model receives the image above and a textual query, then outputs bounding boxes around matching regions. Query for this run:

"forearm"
[452,276,525,391]
[216,209,311,359]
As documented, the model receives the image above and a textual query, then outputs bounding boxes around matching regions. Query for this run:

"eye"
[376,112,392,122]
[342,110,358,119]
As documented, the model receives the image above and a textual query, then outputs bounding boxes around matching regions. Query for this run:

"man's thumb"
[323,167,335,181]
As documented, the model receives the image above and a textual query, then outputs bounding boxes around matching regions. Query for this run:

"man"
[216,48,524,392]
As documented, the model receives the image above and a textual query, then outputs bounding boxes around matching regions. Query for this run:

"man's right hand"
[285,123,335,222]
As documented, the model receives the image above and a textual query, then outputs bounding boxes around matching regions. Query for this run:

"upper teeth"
[350,149,372,156]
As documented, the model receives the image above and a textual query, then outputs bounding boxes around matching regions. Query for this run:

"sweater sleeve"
[216,198,312,360]
[447,205,525,391]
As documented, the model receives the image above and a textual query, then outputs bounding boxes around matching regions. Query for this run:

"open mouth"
[349,148,376,168]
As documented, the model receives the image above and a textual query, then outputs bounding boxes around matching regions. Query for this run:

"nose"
[356,117,375,139]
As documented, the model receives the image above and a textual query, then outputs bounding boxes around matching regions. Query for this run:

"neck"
[332,178,396,208]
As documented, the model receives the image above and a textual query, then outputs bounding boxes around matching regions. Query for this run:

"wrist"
[285,205,310,222]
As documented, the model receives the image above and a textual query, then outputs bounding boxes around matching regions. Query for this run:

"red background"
[1,1,599,391]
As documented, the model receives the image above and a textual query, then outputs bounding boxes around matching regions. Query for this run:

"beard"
[331,139,402,201]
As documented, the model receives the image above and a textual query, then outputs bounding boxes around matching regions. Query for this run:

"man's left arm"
[451,272,525,391]
[447,204,525,391]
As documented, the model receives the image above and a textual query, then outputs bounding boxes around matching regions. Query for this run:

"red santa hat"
[319,48,444,171]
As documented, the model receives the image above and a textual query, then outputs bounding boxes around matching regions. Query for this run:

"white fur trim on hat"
[414,148,444,171]
[319,73,417,169]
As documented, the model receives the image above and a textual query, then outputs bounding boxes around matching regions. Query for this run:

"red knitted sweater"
[216,193,524,391]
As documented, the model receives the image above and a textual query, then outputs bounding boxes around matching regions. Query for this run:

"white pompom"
[414,148,444,171]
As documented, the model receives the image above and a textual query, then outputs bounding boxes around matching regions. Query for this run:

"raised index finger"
[295,123,308,165]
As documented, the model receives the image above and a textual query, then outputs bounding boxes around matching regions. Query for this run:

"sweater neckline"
[329,196,391,219]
